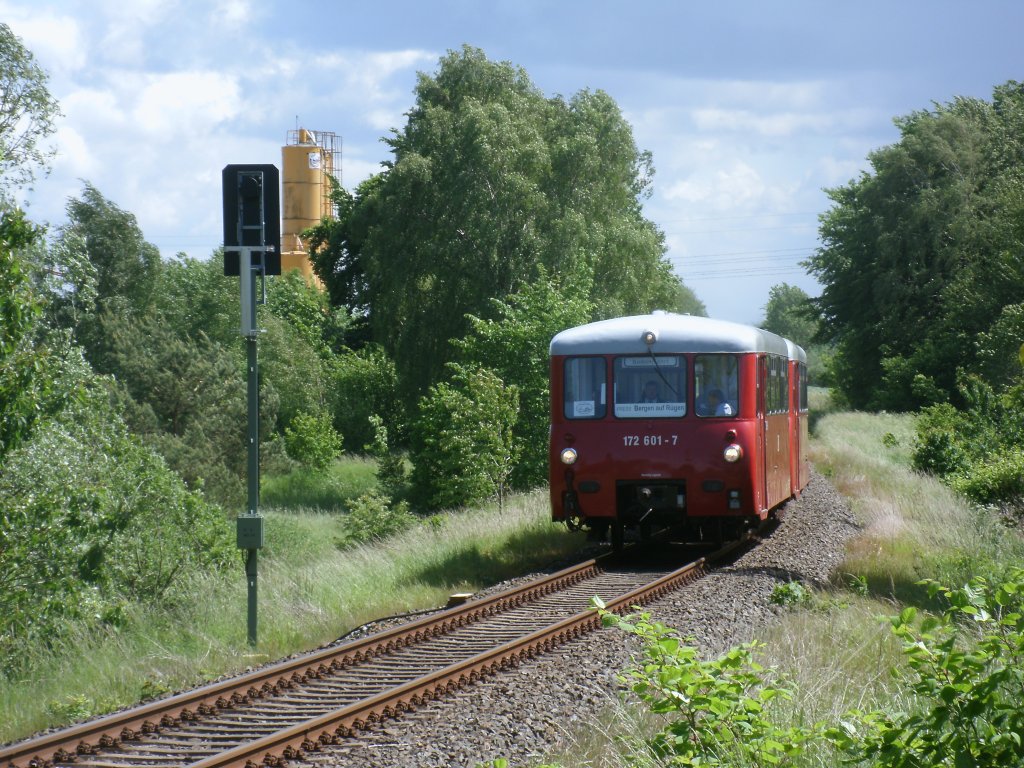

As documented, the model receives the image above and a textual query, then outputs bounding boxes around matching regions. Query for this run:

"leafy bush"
[364,413,407,500]
[597,600,817,766]
[0,363,233,672]
[770,580,811,608]
[950,448,1024,505]
[339,490,415,546]
[828,571,1024,766]
[284,410,343,470]
[410,365,519,511]
[330,344,403,451]
[912,402,973,476]
[599,571,1024,768]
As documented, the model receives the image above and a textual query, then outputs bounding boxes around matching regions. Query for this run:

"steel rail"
[191,537,746,768]
[1,555,611,768]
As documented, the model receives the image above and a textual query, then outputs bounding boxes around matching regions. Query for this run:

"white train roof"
[550,311,805,361]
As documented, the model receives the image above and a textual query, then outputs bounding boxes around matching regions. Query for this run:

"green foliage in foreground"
[592,569,1024,768]
[597,601,815,767]
[829,571,1024,767]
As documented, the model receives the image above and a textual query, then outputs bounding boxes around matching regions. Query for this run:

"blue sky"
[5,0,1022,324]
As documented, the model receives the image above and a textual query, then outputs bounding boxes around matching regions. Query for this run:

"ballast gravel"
[310,470,859,768]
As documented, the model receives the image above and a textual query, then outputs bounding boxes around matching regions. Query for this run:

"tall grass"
[809,411,1023,597]
[260,456,378,510]
[0,483,585,743]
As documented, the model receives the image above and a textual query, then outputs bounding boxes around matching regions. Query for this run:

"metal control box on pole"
[222,164,279,647]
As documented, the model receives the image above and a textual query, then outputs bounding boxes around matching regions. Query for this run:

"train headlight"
[560,447,578,465]
[723,443,743,463]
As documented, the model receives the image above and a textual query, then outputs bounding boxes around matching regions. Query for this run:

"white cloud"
[212,0,251,28]
[664,161,764,207]
[130,71,243,137]
[692,108,834,137]
[1,8,88,74]
[51,125,97,177]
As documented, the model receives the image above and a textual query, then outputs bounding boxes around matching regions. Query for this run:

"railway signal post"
[222,164,281,646]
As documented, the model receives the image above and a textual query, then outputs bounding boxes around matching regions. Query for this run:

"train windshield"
[563,357,607,419]
[613,356,686,418]
[694,354,739,417]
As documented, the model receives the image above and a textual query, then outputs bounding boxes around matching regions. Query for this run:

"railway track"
[2,537,749,768]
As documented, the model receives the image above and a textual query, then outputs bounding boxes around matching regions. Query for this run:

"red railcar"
[549,312,808,547]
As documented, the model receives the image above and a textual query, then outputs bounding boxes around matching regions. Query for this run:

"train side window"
[563,357,607,419]
[695,354,738,417]
[799,362,808,412]
[612,355,686,418]
[767,355,789,414]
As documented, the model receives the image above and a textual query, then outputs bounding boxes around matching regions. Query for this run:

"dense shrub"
[949,448,1024,505]
[330,344,403,451]
[410,365,519,511]
[284,410,343,470]
[453,277,592,489]
[0,360,233,671]
[339,490,415,546]
[601,571,1024,767]
[912,403,971,476]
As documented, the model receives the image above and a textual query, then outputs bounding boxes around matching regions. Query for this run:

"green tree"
[669,279,708,316]
[0,206,51,457]
[64,183,162,316]
[329,344,403,451]
[762,283,817,349]
[0,23,60,191]
[454,275,592,488]
[100,311,252,504]
[283,410,342,470]
[153,255,238,349]
[807,81,1024,409]
[410,365,519,510]
[313,46,678,409]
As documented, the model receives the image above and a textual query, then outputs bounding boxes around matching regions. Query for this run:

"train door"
[757,355,768,516]
[789,361,801,496]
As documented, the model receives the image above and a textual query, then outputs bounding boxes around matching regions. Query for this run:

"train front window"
[563,357,607,419]
[613,356,686,418]
[695,355,739,417]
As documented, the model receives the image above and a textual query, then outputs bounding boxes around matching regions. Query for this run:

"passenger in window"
[640,381,660,403]
[698,388,733,416]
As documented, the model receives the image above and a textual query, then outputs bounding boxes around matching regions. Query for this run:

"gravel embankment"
[313,470,859,768]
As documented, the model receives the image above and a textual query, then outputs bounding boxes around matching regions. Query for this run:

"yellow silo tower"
[280,128,341,282]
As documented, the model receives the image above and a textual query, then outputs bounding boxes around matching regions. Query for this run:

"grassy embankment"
[544,393,1024,767]
[0,459,585,743]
